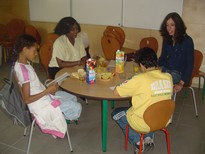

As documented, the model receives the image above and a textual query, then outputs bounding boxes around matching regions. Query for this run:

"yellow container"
[115,50,124,73]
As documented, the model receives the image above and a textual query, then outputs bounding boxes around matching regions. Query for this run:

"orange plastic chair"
[0,24,10,63]
[25,25,41,45]
[1,19,26,62]
[101,35,121,60]
[6,19,25,42]
[105,26,125,48]
[0,24,8,42]
[139,37,158,53]
[45,33,59,46]
[38,33,59,72]
[39,43,53,78]
[191,49,205,99]
[172,49,200,123]
[125,100,175,154]
[103,26,136,55]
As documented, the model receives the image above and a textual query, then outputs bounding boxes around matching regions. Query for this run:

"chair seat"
[198,71,205,76]
[124,100,175,154]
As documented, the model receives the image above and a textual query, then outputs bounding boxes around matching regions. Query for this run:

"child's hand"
[173,83,183,93]
[47,82,59,95]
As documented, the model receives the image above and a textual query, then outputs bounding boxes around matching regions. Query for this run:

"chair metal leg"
[85,98,88,105]
[66,128,73,152]
[125,125,129,151]
[26,119,36,154]
[173,92,177,101]
[24,127,27,136]
[170,92,177,123]
[189,87,199,117]
[139,134,144,154]
[162,128,171,154]
[3,47,7,63]
[198,77,201,90]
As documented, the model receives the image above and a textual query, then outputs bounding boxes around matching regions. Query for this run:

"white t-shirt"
[49,35,86,67]
[14,62,46,95]
[14,62,52,110]
[78,32,89,48]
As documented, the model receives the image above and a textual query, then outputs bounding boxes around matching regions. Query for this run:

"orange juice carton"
[115,50,125,73]
[86,58,96,84]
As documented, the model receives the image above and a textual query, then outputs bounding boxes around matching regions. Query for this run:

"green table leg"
[202,77,205,99]
[102,100,108,152]
[111,100,115,109]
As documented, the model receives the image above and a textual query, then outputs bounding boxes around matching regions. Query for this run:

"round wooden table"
[56,62,134,152]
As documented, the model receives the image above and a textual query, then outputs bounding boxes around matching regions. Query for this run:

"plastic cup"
[133,63,139,73]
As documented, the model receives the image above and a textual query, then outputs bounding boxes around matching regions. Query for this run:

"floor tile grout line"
[0,141,26,153]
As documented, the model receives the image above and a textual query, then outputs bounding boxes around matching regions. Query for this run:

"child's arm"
[21,82,59,104]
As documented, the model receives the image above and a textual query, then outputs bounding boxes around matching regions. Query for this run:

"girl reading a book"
[14,34,82,138]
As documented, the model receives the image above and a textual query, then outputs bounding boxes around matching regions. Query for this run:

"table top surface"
[56,62,135,100]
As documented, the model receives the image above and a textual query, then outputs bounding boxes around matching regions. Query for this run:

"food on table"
[100,72,114,80]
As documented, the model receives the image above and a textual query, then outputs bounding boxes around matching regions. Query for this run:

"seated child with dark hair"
[112,47,173,154]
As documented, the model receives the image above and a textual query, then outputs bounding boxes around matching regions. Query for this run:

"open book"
[46,72,70,87]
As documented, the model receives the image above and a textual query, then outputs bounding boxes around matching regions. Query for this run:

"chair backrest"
[39,43,53,78]
[40,33,59,78]
[193,49,203,76]
[45,33,59,46]
[6,19,26,42]
[139,37,158,53]
[104,26,125,49]
[25,25,41,44]
[143,99,175,132]
[0,24,8,41]
[101,35,121,60]
[185,49,203,86]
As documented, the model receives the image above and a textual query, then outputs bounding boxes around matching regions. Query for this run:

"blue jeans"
[111,107,154,145]
[160,66,181,84]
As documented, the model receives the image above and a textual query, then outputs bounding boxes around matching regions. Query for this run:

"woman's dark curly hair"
[54,17,81,35]
[160,12,186,44]
[135,47,158,69]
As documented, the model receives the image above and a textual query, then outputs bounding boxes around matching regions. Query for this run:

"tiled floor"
[0,62,205,154]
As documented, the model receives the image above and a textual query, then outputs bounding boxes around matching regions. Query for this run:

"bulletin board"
[29,0,183,30]
[122,0,183,30]
[71,0,123,26]
[29,0,71,22]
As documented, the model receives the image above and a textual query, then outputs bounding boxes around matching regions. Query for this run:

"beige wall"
[0,0,205,86]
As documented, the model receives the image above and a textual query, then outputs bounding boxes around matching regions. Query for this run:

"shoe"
[133,143,144,154]
[144,137,155,152]
[80,97,86,101]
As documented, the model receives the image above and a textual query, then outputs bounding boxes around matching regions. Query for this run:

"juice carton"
[86,58,96,84]
[115,50,125,73]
